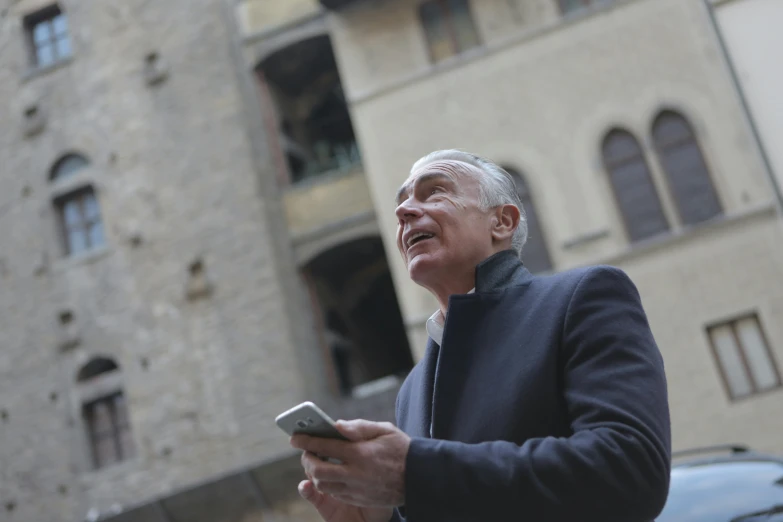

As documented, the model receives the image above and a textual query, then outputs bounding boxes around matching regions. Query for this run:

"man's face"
[395,160,496,287]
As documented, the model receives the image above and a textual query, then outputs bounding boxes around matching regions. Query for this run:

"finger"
[298,479,326,506]
[312,479,348,495]
[335,419,396,441]
[291,434,351,461]
[329,492,376,508]
[301,451,351,482]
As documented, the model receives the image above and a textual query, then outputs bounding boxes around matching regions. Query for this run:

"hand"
[297,480,392,522]
[291,419,411,518]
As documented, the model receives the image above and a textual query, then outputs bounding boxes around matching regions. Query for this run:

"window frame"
[651,110,723,227]
[419,0,481,64]
[23,4,72,69]
[706,312,782,401]
[54,185,104,257]
[82,391,135,470]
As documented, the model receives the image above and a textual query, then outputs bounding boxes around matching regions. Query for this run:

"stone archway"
[304,236,413,395]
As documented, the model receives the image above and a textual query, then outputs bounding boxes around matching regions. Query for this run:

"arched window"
[505,168,552,274]
[49,154,105,256]
[55,187,105,256]
[50,153,88,182]
[602,129,670,242]
[652,111,722,226]
[76,357,118,382]
[76,357,135,469]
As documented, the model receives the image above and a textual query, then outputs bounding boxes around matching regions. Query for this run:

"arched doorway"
[304,237,413,396]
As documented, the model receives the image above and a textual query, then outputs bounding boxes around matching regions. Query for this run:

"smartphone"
[275,401,349,441]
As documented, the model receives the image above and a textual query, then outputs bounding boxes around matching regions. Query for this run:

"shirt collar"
[425,288,474,346]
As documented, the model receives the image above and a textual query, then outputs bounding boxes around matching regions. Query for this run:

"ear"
[490,204,520,245]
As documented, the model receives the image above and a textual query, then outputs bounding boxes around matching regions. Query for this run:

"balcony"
[281,162,374,241]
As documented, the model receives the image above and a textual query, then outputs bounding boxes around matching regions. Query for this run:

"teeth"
[407,232,433,247]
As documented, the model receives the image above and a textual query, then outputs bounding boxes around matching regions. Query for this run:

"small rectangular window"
[707,314,781,400]
[55,187,105,256]
[24,4,72,68]
[83,393,135,470]
[419,0,480,64]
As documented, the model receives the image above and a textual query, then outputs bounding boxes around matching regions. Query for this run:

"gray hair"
[410,149,528,256]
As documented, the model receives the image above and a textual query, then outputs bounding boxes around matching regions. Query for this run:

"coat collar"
[425,250,533,346]
[474,249,533,293]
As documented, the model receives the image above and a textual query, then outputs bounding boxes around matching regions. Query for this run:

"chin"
[406,253,441,285]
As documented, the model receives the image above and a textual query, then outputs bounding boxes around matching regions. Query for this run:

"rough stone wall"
[0,0,324,520]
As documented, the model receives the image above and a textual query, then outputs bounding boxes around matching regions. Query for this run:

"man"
[291,150,671,522]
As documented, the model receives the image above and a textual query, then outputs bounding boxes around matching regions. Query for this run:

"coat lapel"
[404,337,440,438]
[430,251,535,440]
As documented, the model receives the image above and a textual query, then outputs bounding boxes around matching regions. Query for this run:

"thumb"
[298,479,326,506]
[335,419,396,441]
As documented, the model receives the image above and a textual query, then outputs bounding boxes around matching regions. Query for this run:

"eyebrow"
[395,172,455,205]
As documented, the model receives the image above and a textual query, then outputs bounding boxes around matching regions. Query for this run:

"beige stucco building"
[711,0,783,210]
[1,0,782,521]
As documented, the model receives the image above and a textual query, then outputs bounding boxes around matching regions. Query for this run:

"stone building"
[1,0,782,521]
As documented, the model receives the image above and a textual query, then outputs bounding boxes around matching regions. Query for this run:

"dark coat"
[392,250,671,522]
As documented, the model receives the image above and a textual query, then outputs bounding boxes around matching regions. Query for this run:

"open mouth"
[407,232,434,249]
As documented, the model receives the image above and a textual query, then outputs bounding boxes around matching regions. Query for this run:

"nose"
[395,198,423,225]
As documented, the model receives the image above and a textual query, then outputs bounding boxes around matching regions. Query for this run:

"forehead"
[396,160,480,202]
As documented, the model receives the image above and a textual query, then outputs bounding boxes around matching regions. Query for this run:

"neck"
[428,268,474,318]
[428,248,522,316]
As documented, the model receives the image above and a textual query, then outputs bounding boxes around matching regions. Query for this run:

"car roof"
[659,445,783,522]
[672,444,783,468]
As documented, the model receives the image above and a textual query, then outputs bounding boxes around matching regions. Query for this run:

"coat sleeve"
[402,266,672,522]
[390,388,408,522]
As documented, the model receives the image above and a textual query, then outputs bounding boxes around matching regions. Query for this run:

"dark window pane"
[78,358,118,382]
[448,0,479,52]
[94,434,118,468]
[36,43,54,67]
[652,113,691,146]
[67,228,88,255]
[52,14,68,36]
[84,394,133,469]
[509,170,552,273]
[521,200,552,273]
[421,2,453,62]
[89,222,104,249]
[114,396,136,459]
[653,112,722,226]
[59,187,103,256]
[63,200,81,226]
[52,154,89,180]
[84,193,100,219]
[33,21,51,44]
[602,132,639,165]
[603,130,669,242]
[55,35,71,58]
